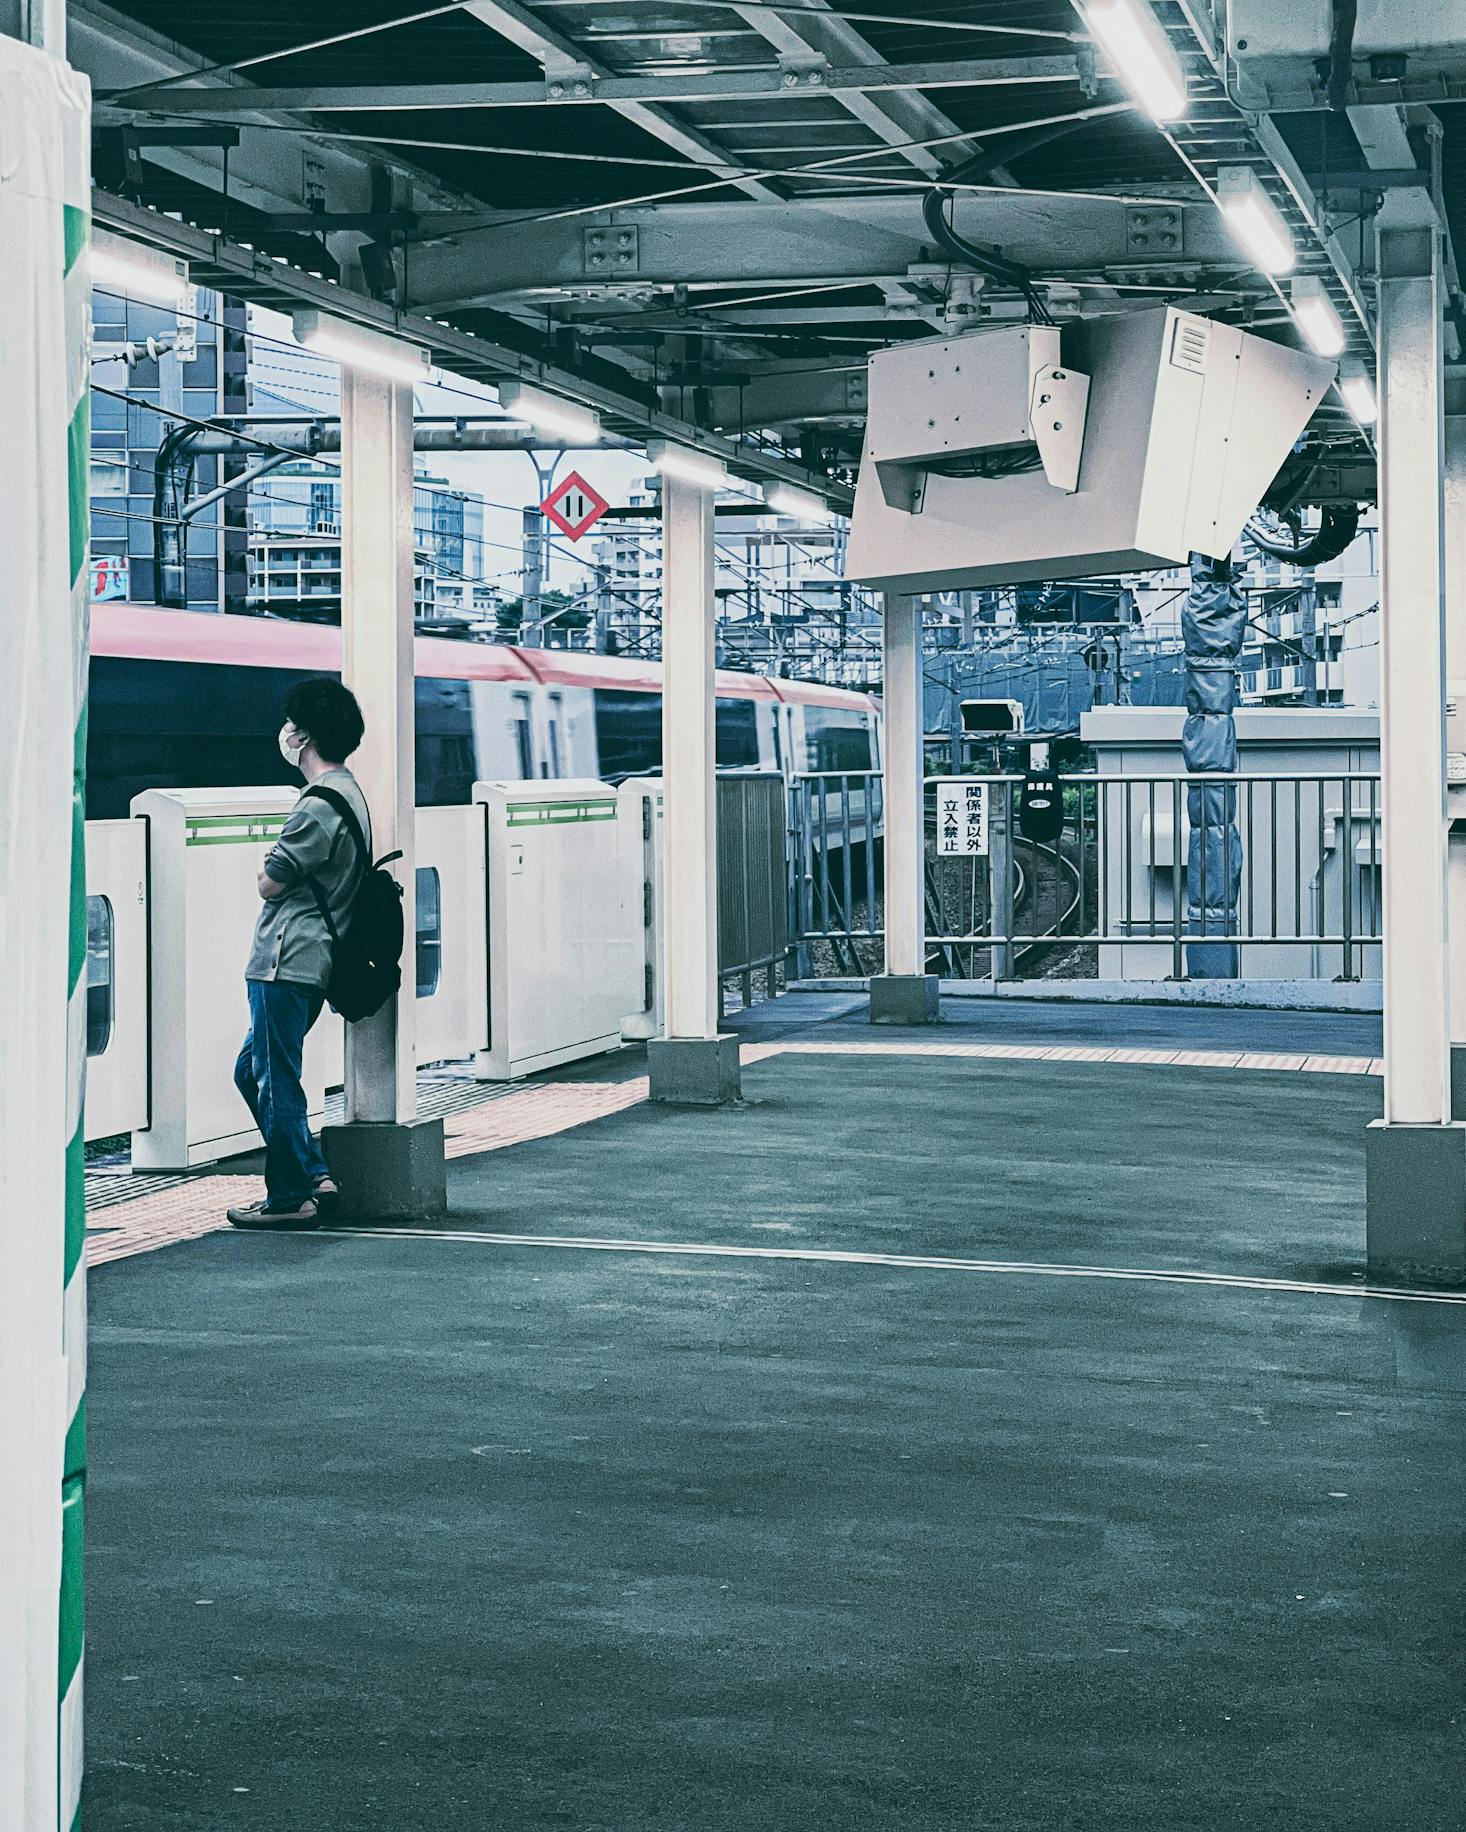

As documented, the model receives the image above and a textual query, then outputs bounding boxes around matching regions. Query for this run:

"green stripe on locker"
[186,817,288,846]
[506,800,616,828]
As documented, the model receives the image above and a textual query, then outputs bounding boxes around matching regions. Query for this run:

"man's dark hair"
[284,676,365,764]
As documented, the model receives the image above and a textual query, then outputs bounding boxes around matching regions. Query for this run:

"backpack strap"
[298,783,373,946]
[300,783,371,867]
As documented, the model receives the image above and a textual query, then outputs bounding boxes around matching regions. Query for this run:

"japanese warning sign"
[934,778,988,856]
[540,470,610,542]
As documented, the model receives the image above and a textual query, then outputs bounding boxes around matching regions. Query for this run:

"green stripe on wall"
[63,204,87,275]
[67,392,89,587]
[63,1128,85,1286]
[58,1478,84,1699]
[186,831,287,848]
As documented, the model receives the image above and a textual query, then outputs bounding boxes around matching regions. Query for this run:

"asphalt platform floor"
[85,996,1466,1831]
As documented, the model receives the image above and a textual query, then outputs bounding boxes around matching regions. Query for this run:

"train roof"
[90,605,875,712]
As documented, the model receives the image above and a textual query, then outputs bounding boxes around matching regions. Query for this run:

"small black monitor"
[959,698,1024,737]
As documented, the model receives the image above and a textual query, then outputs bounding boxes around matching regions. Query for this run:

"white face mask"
[278,723,308,768]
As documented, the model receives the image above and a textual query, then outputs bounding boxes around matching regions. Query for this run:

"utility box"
[846,308,1335,594]
[129,787,336,1170]
[1081,706,1382,985]
[473,779,641,1080]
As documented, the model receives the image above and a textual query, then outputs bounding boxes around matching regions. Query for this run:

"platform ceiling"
[75,0,1466,495]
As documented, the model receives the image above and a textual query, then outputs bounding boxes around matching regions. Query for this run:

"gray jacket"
[245,769,372,990]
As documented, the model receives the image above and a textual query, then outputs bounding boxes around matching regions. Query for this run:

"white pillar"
[646,467,740,1102]
[660,469,719,1041]
[1365,218,1466,1287]
[340,367,417,1125]
[882,593,924,977]
[869,592,937,1022]
[1377,224,1451,1127]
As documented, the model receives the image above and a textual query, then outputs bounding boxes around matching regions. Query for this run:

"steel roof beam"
[460,0,780,202]
[724,0,963,180]
[403,189,1236,308]
[107,54,1085,114]
[91,189,851,502]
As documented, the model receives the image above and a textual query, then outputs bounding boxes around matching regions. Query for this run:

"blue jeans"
[234,979,329,1207]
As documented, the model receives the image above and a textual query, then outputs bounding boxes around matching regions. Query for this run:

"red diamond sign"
[540,470,610,542]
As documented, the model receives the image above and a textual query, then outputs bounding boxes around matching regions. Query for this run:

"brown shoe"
[227,1197,320,1232]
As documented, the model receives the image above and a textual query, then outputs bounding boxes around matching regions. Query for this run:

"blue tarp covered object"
[1181,552,1245,977]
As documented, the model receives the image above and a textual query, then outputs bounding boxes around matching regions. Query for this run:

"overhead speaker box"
[845,309,1334,595]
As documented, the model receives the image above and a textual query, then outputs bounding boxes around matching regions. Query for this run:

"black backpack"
[301,784,405,1022]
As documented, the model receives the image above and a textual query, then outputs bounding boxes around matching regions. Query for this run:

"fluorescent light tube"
[1339,369,1377,427]
[90,229,188,308]
[647,440,729,490]
[1217,166,1295,275]
[766,486,835,524]
[293,310,431,383]
[1290,275,1345,357]
[1080,0,1187,124]
[498,381,601,445]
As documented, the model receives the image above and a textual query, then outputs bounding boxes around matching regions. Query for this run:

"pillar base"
[647,1035,742,1106]
[868,974,940,1026]
[1365,1119,1466,1288]
[322,1117,447,1223]
[1451,1045,1466,1121]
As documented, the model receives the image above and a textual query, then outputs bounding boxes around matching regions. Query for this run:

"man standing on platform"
[227,677,371,1231]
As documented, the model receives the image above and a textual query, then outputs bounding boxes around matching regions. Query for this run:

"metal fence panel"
[716,771,789,978]
[791,770,1383,983]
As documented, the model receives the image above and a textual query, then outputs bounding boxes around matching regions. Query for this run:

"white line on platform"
[315,1229,1466,1307]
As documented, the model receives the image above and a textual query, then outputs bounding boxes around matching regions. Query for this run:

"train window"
[415,867,442,999]
[85,896,114,1057]
[547,692,563,778]
[715,698,760,768]
[414,677,477,807]
[512,692,535,779]
[593,689,662,778]
[803,707,873,773]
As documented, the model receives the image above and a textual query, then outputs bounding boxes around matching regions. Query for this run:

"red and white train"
[86,605,881,819]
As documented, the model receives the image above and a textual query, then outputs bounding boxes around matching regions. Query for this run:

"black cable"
[1327,0,1358,113]
[921,118,1092,322]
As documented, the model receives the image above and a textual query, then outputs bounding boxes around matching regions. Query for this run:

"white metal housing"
[867,324,1089,510]
[846,308,1335,593]
[414,805,490,1067]
[473,779,642,1080]
[128,787,334,1171]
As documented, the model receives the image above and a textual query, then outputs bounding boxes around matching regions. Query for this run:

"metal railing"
[716,770,790,1007]
[791,770,1383,983]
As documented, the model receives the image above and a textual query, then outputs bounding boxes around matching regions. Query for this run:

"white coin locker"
[129,787,336,1171]
[473,779,641,1080]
